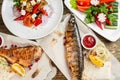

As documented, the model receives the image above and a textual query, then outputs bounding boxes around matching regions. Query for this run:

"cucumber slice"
[110,2,118,6]
[104,25,117,29]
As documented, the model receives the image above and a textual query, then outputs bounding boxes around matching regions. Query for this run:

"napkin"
[0,32,56,80]
[36,14,120,80]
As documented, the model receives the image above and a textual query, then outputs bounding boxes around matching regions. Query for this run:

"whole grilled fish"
[64,14,84,80]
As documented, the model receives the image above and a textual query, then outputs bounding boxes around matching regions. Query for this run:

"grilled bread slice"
[0,46,43,67]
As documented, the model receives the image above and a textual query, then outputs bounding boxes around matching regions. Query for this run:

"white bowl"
[81,33,98,50]
[0,35,4,47]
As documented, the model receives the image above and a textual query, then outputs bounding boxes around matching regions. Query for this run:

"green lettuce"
[70,0,77,9]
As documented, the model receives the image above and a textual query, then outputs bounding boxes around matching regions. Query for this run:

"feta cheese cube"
[22,2,27,6]
[30,0,36,5]
[37,0,41,2]
[21,10,26,15]
[32,14,37,19]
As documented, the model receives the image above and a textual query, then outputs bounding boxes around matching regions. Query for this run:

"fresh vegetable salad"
[70,0,119,30]
[13,0,51,27]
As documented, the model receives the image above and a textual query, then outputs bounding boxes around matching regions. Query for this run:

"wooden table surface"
[0,0,120,80]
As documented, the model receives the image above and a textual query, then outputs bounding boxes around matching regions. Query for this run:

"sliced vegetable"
[111,2,118,13]
[14,15,25,21]
[14,12,30,21]
[100,0,116,4]
[33,17,42,26]
[23,15,33,27]
[70,0,77,9]
[32,4,41,13]
[105,18,111,25]
[104,25,117,29]
[41,9,48,16]
[95,20,103,30]
[108,13,118,25]
[77,0,90,6]
[77,5,90,12]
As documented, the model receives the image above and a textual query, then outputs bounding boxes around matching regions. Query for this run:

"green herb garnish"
[13,0,20,7]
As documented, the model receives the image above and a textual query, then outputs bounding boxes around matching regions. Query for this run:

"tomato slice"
[77,0,90,6]
[77,5,90,12]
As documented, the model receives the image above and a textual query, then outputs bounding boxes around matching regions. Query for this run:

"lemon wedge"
[11,63,26,77]
[89,55,104,67]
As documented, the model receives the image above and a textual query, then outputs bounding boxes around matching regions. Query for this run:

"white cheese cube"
[32,14,37,19]
[30,0,36,5]
[37,0,41,2]
[22,2,27,6]
[21,10,26,15]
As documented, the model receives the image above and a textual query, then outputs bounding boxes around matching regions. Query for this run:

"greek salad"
[70,0,119,30]
[13,0,51,27]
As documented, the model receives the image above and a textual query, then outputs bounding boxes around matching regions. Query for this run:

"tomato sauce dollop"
[83,35,96,48]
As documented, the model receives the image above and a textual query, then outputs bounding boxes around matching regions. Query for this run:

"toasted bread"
[0,46,43,67]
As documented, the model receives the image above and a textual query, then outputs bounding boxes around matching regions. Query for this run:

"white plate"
[64,0,120,42]
[1,0,63,39]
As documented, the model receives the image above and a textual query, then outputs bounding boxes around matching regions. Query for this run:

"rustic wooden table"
[0,0,120,80]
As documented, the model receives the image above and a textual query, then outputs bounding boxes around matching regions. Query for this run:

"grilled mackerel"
[64,15,84,80]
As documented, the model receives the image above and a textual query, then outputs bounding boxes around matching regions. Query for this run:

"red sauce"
[83,35,96,48]
[0,37,2,46]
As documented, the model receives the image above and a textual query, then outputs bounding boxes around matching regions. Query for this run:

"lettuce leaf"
[70,0,77,9]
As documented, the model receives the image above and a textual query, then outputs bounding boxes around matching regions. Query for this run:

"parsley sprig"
[13,0,20,7]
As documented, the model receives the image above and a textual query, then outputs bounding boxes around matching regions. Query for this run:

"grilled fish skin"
[64,15,84,80]
[0,46,42,67]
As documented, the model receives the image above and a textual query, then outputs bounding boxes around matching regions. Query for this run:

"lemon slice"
[89,55,104,67]
[11,63,26,77]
